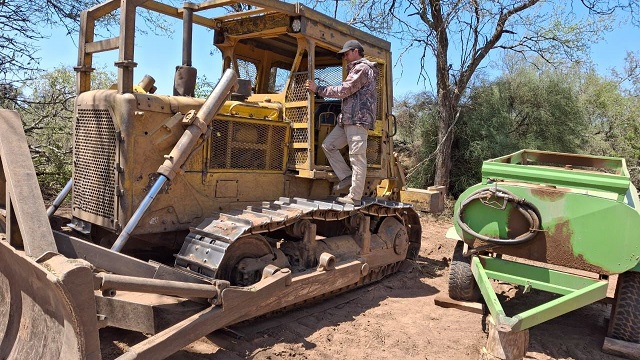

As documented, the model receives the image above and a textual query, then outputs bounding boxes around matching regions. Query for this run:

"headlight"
[291,18,302,33]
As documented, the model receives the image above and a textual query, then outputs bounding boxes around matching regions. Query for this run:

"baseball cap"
[337,40,364,54]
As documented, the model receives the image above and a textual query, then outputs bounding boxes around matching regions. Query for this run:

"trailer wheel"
[608,271,640,343]
[448,241,481,302]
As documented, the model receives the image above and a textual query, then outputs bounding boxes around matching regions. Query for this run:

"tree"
[194,74,216,98]
[451,60,588,195]
[579,64,640,185]
[610,51,640,96]
[0,0,174,104]
[18,66,116,198]
[395,56,640,194]
[308,0,636,194]
[1,0,95,97]
[393,91,439,188]
[580,1,639,26]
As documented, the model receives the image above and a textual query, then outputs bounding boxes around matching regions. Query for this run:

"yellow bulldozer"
[0,0,440,358]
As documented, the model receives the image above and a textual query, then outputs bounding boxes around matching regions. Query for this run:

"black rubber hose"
[456,187,541,245]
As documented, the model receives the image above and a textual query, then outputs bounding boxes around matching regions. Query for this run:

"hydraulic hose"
[456,187,541,245]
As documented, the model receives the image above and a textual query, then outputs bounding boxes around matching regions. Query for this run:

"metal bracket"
[471,255,608,332]
[68,217,92,235]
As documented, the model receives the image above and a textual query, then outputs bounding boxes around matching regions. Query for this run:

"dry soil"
[100,215,624,360]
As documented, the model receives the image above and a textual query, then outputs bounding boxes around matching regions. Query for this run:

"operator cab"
[211,7,391,179]
[220,34,345,169]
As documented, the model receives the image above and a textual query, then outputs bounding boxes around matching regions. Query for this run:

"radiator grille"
[210,119,287,171]
[376,63,384,119]
[367,135,382,165]
[73,108,116,219]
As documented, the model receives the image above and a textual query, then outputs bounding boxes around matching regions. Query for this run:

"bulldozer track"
[187,196,413,242]
[175,196,420,277]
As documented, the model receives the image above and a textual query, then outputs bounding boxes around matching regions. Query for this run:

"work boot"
[333,175,352,191]
[337,194,361,206]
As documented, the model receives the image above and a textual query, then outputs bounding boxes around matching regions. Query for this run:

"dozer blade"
[0,244,101,359]
[0,109,100,359]
[0,109,57,257]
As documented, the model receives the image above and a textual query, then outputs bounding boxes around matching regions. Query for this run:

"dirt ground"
[100,214,625,360]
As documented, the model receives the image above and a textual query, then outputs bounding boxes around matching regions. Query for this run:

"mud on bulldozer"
[0,0,436,358]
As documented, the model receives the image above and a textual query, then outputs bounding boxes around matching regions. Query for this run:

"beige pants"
[322,124,368,200]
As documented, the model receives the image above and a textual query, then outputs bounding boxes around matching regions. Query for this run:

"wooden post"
[602,337,640,360]
[480,317,529,360]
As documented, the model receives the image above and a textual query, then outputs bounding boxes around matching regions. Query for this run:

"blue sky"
[38,8,638,98]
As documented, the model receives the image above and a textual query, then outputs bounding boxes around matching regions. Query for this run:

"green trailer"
[449,149,640,359]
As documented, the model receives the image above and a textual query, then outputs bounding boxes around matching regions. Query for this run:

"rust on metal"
[524,151,621,174]
[0,244,101,359]
[494,220,608,275]
[529,185,566,202]
[0,110,57,258]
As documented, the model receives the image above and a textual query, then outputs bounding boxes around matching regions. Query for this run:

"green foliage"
[194,74,216,98]
[397,60,640,197]
[0,0,176,95]
[16,66,116,199]
[579,68,640,185]
[20,67,76,198]
[393,92,438,189]
[451,66,588,195]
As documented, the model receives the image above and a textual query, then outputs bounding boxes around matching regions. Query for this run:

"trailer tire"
[448,241,481,302]
[608,271,640,343]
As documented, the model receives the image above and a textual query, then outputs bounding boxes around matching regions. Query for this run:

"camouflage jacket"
[317,58,377,130]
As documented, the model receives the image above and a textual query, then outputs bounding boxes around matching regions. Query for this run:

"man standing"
[306,40,377,206]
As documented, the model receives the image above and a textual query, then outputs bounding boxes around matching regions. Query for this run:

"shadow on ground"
[99,262,439,360]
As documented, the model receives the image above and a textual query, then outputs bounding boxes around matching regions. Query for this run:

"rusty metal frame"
[115,259,373,359]
[0,242,102,359]
[75,0,391,89]
[52,229,207,283]
[0,110,57,258]
[482,149,631,200]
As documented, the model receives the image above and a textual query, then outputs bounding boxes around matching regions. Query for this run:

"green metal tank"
[448,149,640,356]
[454,149,640,275]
